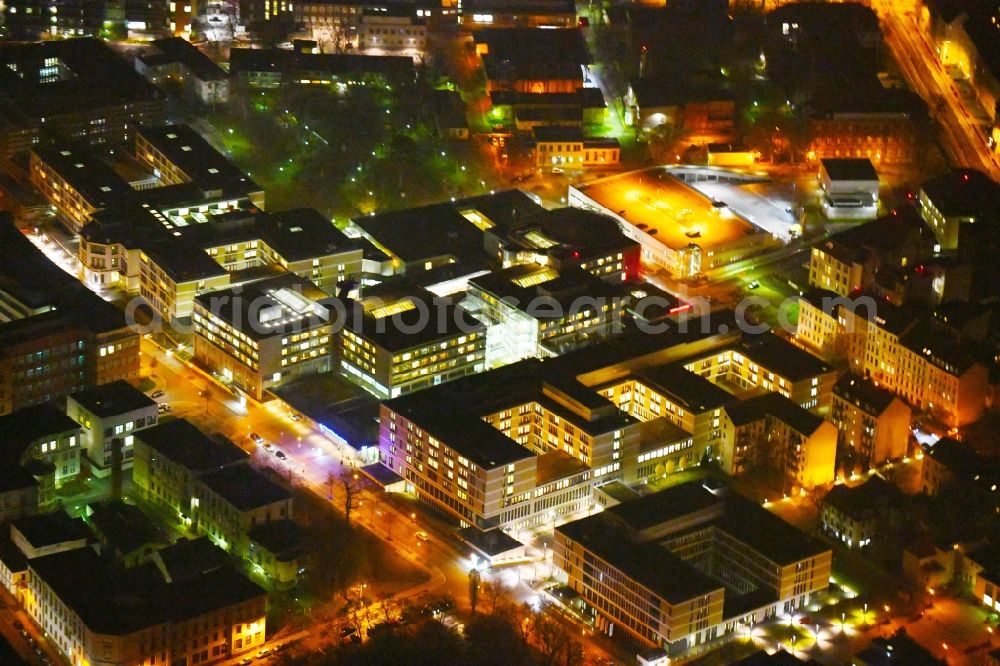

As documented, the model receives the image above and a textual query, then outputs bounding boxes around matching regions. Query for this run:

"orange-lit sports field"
[572,168,755,250]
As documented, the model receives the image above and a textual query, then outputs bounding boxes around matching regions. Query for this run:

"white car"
[415,531,430,542]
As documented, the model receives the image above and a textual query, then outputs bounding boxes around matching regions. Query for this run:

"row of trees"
[279,577,588,666]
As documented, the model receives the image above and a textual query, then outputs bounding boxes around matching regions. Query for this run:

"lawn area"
[292,485,428,608]
[206,79,500,220]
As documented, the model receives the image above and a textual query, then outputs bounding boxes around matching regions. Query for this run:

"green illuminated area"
[208,79,500,220]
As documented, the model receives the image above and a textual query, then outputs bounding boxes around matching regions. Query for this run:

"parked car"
[151,390,165,399]
[274,450,287,461]
[250,433,264,444]
[255,647,272,660]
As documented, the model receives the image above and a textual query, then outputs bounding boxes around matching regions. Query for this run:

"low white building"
[67,380,159,476]
[819,158,879,220]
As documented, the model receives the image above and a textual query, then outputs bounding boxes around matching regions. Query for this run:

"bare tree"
[525,604,584,666]
[337,469,364,526]
[482,578,511,615]
[468,568,482,614]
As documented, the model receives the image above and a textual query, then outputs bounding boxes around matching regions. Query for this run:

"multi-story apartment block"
[352,189,641,284]
[841,302,988,428]
[0,217,140,416]
[794,288,844,361]
[26,544,267,666]
[554,482,832,656]
[0,511,91,604]
[28,146,135,233]
[193,274,337,399]
[82,201,360,322]
[796,292,990,427]
[359,7,426,56]
[821,475,901,549]
[596,364,732,470]
[465,264,628,364]
[339,286,486,399]
[831,373,911,469]
[918,168,1000,296]
[134,125,264,206]
[138,241,232,324]
[66,380,159,475]
[460,0,577,29]
[132,419,298,584]
[377,314,848,534]
[807,211,935,297]
[721,393,837,489]
[919,437,1000,498]
[0,404,82,491]
[0,39,167,160]
[920,168,977,251]
[679,331,836,412]
[132,419,249,519]
[195,465,294,554]
[136,37,231,105]
[379,359,642,532]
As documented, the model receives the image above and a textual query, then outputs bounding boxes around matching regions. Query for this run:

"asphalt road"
[877,2,1000,178]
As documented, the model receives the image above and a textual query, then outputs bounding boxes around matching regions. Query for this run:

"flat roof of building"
[69,380,156,418]
[557,513,724,603]
[536,449,590,486]
[463,0,575,15]
[135,419,248,472]
[605,481,829,566]
[820,158,878,182]
[195,272,333,340]
[29,546,265,635]
[143,238,230,283]
[147,37,228,82]
[823,475,901,521]
[725,392,825,435]
[634,363,735,413]
[138,124,260,195]
[229,47,415,83]
[248,519,305,560]
[607,481,723,531]
[468,264,627,315]
[11,511,89,549]
[344,289,485,352]
[833,372,899,416]
[491,88,606,108]
[87,500,163,554]
[31,145,134,209]
[384,357,636,469]
[152,536,230,582]
[0,538,28,574]
[0,38,161,122]
[459,526,524,558]
[734,332,832,382]
[0,403,80,451]
[573,167,758,250]
[531,126,620,149]
[352,189,543,264]
[920,168,1000,221]
[475,28,590,82]
[199,465,290,512]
